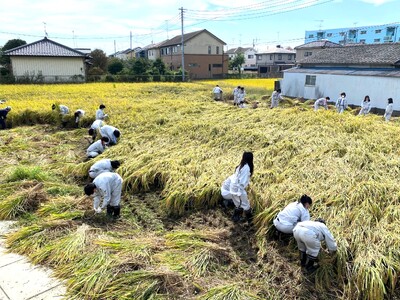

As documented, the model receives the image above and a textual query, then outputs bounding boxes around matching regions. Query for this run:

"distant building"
[305,23,400,45]
[109,47,141,60]
[282,43,400,110]
[255,46,295,77]
[294,40,342,62]
[226,47,257,70]
[4,37,90,83]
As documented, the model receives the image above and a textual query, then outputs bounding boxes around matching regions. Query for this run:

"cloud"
[359,0,393,5]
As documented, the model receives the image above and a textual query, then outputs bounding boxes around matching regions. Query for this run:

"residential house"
[143,41,166,61]
[294,40,342,62]
[110,47,141,60]
[158,29,228,79]
[255,46,296,77]
[305,23,400,45]
[226,47,257,70]
[4,37,89,83]
[282,43,400,110]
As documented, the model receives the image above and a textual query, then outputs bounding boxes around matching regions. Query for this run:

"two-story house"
[294,40,342,62]
[255,46,296,77]
[226,47,257,70]
[157,29,228,79]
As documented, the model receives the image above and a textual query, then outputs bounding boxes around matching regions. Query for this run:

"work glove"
[94,207,102,214]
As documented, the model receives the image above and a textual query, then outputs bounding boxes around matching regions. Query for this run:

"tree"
[107,58,124,74]
[230,53,245,75]
[152,58,166,75]
[0,39,27,74]
[89,49,108,74]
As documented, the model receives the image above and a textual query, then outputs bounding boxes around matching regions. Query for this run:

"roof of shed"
[284,67,400,77]
[294,40,342,49]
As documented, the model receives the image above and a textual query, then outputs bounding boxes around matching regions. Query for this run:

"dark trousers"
[0,118,6,129]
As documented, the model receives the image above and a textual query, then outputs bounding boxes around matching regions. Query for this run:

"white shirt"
[87,140,106,155]
[229,164,251,196]
[385,103,393,115]
[336,97,347,108]
[100,125,119,145]
[213,86,222,93]
[271,91,283,102]
[276,201,310,226]
[360,101,371,113]
[89,159,112,175]
[314,98,327,109]
[294,220,337,252]
[75,109,85,116]
[91,120,104,130]
[96,109,107,120]
[59,105,69,115]
[93,172,123,209]
[221,174,234,198]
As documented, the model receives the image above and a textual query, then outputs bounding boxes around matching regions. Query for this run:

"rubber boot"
[113,206,121,219]
[305,255,319,273]
[244,208,253,224]
[106,205,113,217]
[300,251,307,267]
[232,207,243,223]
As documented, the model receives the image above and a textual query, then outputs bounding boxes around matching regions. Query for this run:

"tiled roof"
[4,37,86,57]
[297,43,400,65]
[226,47,254,54]
[160,29,226,47]
[294,40,342,49]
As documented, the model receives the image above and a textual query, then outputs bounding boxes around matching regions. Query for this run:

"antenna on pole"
[43,22,48,38]
[314,20,324,30]
[180,7,186,82]
[165,20,169,39]
[72,30,76,47]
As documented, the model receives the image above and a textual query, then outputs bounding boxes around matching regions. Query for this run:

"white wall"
[282,72,400,109]
[11,56,85,78]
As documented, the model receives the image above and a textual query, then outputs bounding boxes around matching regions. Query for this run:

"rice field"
[1,80,400,299]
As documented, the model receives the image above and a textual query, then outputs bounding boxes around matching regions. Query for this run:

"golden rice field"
[1,80,400,299]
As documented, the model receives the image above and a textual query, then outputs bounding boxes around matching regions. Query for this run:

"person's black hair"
[315,217,326,224]
[52,104,56,110]
[99,104,106,109]
[364,95,370,102]
[84,183,96,196]
[88,128,95,136]
[325,97,330,100]
[237,151,254,176]
[237,86,240,88]
[299,194,312,206]
[388,98,393,104]
[74,111,80,118]
[113,130,120,138]
[111,160,121,169]
[101,136,110,143]
[341,92,346,97]
[277,89,281,93]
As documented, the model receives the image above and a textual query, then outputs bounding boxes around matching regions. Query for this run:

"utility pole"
[180,7,185,81]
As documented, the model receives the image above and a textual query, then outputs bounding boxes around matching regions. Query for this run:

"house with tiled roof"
[157,29,228,79]
[226,47,257,70]
[4,37,90,83]
[282,43,400,109]
[294,40,342,62]
[255,46,296,77]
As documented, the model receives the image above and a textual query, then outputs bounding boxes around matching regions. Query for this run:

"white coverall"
[293,220,337,257]
[359,101,371,116]
[92,172,123,210]
[75,109,85,123]
[314,98,328,111]
[221,175,235,200]
[213,86,223,100]
[228,164,251,210]
[59,105,69,115]
[273,202,310,234]
[335,97,347,113]
[87,140,106,158]
[233,88,239,105]
[384,103,393,121]
[100,125,119,145]
[270,91,283,108]
[89,159,114,179]
[96,108,107,120]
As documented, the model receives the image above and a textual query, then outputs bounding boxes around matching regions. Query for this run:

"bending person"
[89,159,121,179]
[100,125,121,145]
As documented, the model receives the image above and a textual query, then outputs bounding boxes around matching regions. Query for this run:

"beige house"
[294,40,342,62]
[5,37,89,83]
[226,47,257,70]
[157,29,228,79]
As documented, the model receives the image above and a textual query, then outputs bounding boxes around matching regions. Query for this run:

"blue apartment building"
[305,23,400,45]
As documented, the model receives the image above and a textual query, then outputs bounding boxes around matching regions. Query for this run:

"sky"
[0,0,399,55]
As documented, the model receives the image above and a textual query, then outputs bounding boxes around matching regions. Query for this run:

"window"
[212,64,222,68]
[340,32,345,36]
[305,75,316,86]
[278,54,282,60]
[304,51,312,57]
[270,54,273,60]
[216,46,219,54]
[288,54,292,60]
[188,63,198,67]
[360,39,366,44]
[208,46,211,54]
[173,46,178,53]
[317,31,325,39]
[248,55,254,59]
[308,34,314,38]
[360,30,367,34]
[374,38,381,43]
[375,29,382,33]
[257,55,262,60]
[327,33,332,37]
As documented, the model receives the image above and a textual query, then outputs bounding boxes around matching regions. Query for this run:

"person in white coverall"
[86,137,109,158]
[223,151,254,223]
[335,92,347,113]
[314,97,330,111]
[52,104,69,126]
[233,86,240,106]
[212,85,223,100]
[358,95,371,116]
[273,194,312,234]
[384,98,394,121]
[84,172,123,218]
[96,104,108,120]
[100,125,120,145]
[89,159,121,179]
[270,89,283,108]
[74,109,85,127]
[293,218,337,273]
[88,119,104,142]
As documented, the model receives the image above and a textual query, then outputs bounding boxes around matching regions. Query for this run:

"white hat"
[5,106,11,111]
